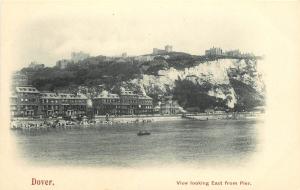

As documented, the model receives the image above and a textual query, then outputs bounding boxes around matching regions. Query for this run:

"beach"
[10,112,264,130]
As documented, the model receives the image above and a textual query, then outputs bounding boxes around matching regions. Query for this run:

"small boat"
[137,130,151,136]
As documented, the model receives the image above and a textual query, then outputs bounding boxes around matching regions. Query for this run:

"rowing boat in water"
[137,130,151,136]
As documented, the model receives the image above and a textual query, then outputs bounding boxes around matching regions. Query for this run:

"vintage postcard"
[0,0,299,190]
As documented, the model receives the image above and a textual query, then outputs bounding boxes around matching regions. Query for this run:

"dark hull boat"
[137,131,151,136]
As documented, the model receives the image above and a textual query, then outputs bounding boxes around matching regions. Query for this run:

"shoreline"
[10,112,264,130]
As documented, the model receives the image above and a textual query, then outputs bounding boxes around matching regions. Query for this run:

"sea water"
[11,119,262,167]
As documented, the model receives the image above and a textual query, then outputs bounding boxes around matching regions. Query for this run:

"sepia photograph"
[0,1,299,190]
[10,46,265,167]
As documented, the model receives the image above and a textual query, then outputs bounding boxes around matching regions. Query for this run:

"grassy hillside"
[19,53,265,111]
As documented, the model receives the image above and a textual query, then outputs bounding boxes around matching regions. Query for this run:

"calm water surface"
[12,119,262,167]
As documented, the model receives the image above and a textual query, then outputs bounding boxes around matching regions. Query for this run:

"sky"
[2,1,295,70]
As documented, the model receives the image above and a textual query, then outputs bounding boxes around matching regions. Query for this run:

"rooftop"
[16,86,39,93]
[40,92,87,99]
[95,93,120,99]
[138,95,152,100]
[120,90,137,96]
